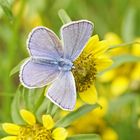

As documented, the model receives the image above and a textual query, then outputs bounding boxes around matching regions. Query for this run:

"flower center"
[72,53,97,92]
[18,124,53,140]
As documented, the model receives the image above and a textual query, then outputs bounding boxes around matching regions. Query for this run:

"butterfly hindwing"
[20,59,60,88]
[47,71,76,111]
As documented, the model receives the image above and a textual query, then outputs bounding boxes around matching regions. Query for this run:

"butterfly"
[20,20,94,111]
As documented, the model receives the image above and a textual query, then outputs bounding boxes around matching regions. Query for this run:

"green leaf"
[23,89,35,111]
[10,58,28,76]
[11,88,24,124]
[121,7,136,42]
[24,88,44,112]
[51,103,59,117]
[0,0,13,20]
[67,134,101,140]
[55,103,101,127]
[0,124,5,137]
[36,98,48,122]
[33,88,45,113]
[58,9,72,24]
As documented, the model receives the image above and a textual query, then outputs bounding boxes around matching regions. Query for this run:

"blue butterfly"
[20,20,94,110]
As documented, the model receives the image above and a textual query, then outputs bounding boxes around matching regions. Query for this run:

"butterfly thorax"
[58,58,73,71]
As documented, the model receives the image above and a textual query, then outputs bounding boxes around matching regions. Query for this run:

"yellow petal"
[96,56,113,71]
[20,109,36,125]
[92,97,108,117]
[111,76,129,96]
[102,128,118,140]
[42,115,54,130]
[52,127,68,140]
[130,63,140,80]
[79,85,97,104]
[132,38,140,56]
[2,123,20,135]
[99,70,116,82]
[104,32,126,57]
[104,32,122,46]
[84,35,99,52]
[93,40,109,57]
[1,136,17,140]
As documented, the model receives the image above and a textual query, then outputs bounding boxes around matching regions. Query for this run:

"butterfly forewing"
[27,26,63,60]
[61,20,93,61]
[47,71,76,111]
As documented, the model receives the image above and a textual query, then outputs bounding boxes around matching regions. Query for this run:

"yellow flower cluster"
[2,109,68,140]
[67,97,118,140]
[100,32,140,96]
[64,32,140,140]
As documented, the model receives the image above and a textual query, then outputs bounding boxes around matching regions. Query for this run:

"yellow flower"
[104,32,128,56]
[111,76,129,96]
[130,62,140,91]
[104,32,122,46]
[130,62,140,81]
[67,97,108,135]
[102,128,118,140]
[2,109,68,140]
[92,97,108,118]
[131,38,140,56]
[99,70,116,83]
[12,0,42,29]
[72,35,113,104]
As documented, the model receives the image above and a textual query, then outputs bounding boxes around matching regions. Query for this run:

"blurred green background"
[0,0,140,139]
